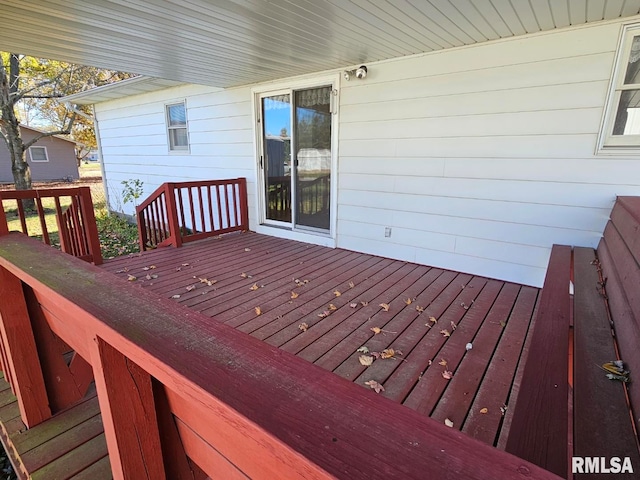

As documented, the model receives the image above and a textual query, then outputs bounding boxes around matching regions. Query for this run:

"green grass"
[79,162,102,178]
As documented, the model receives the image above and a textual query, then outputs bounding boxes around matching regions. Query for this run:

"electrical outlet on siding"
[384,227,392,238]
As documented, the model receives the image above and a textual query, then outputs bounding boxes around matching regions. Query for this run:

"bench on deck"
[505,196,640,477]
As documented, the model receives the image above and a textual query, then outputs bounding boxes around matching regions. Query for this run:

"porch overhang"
[2,0,640,88]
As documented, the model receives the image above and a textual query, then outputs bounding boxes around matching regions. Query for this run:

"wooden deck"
[0,375,109,479]
[102,231,540,446]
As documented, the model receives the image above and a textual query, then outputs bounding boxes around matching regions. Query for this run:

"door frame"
[252,73,340,246]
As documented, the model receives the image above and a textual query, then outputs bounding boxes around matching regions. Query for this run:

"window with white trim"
[165,101,189,151]
[600,24,640,151]
[29,146,49,162]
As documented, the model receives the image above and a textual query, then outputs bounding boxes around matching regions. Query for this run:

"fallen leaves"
[348,281,355,288]
[254,306,262,316]
[444,419,454,428]
[171,294,181,299]
[438,358,448,366]
[480,408,488,414]
[380,348,401,359]
[357,346,370,354]
[404,298,412,305]
[290,291,299,299]
[142,265,156,271]
[328,303,337,311]
[370,326,397,335]
[186,284,196,292]
[450,321,457,331]
[349,303,358,308]
[333,290,341,297]
[466,343,473,351]
[364,380,385,393]
[360,301,369,307]
[199,277,217,286]
[317,310,331,318]
[145,273,158,280]
[240,272,253,279]
[298,322,309,332]
[428,316,438,324]
[244,248,251,252]
[127,275,137,281]
[442,370,453,380]
[249,283,259,291]
[359,355,374,366]
[440,329,451,337]
[415,305,425,313]
[379,303,390,312]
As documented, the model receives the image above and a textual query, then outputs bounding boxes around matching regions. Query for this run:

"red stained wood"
[504,245,571,478]
[68,456,112,480]
[0,266,51,428]
[68,353,94,398]
[572,247,640,470]
[91,336,165,480]
[0,234,558,480]
[462,285,538,445]
[30,433,108,480]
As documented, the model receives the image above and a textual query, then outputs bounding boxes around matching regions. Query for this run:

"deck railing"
[0,186,102,265]
[0,233,559,480]
[137,178,249,251]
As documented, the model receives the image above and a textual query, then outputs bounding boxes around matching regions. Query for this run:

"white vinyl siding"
[29,146,49,162]
[95,19,640,287]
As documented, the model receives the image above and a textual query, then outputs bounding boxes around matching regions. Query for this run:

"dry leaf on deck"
[115,267,129,273]
[416,305,425,313]
[127,275,137,281]
[254,306,262,316]
[298,322,309,332]
[442,370,453,380]
[404,298,412,305]
[328,303,337,311]
[250,283,259,291]
[171,294,181,299]
[145,274,158,280]
[359,355,374,366]
[142,265,156,271]
[444,418,454,428]
[244,248,251,252]
[349,281,355,288]
[181,263,190,266]
[379,303,390,312]
[480,408,488,414]
[364,380,385,393]
[361,301,369,306]
[291,291,299,299]
[381,348,398,359]
[499,320,506,328]
[438,359,448,366]
[428,316,437,324]
[333,290,341,297]
[357,346,370,354]
[451,321,457,331]
[240,272,249,278]
[440,329,451,337]
[186,285,196,292]
[318,310,331,318]
[350,303,358,308]
[371,327,382,335]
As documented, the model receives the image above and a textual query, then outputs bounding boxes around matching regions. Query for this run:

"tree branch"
[22,112,76,149]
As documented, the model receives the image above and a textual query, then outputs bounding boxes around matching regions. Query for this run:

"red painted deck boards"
[102,232,538,447]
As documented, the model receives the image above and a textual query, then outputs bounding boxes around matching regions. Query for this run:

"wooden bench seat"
[505,196,640,478]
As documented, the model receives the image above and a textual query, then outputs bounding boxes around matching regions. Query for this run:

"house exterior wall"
[94,18,640,287]
[0,128,79,183]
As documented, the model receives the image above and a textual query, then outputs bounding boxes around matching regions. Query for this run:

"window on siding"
[166,102,189,151]
[29,146,49,162]
[600,24,640,150]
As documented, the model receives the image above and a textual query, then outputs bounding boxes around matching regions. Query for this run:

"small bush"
[96,213,140,259]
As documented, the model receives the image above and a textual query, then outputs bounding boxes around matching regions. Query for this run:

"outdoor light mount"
[343,65,368,81]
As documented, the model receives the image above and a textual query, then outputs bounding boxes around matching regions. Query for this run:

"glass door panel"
[293,86,331,230]
[261,94,292,223]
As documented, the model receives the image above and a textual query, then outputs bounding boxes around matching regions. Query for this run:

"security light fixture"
[343,65,368,81]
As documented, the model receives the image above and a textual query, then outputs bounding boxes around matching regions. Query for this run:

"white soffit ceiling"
[2,0,640,89]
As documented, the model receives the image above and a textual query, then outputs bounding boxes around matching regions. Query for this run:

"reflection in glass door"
[294,87,331,231]
[261,94,292,223]
[260,85,332,231]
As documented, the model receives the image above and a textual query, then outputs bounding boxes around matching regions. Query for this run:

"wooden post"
[0,197,9,236]
[0,266,51,427]
[91,335,166,480]
[165,183,182,248]
[78,187,103,265]
[238,178,249,231]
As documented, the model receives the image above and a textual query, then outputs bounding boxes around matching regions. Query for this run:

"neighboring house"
[0,125,79,183]
[62,13,640,288]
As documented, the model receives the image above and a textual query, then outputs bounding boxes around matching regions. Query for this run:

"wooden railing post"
[238,178,249,230]
[0,266,51,428]
[165,183,182,248]
[91,335,166,480]
[78,187,103,265]
[0,197,8,236]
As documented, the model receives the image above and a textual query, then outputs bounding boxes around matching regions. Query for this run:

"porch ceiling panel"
[1,0,640,88]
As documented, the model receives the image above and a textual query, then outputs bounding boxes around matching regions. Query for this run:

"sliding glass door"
[260,85,332,232]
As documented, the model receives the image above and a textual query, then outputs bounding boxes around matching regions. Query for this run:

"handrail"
[136,178,249,251]
[0,233,560,480]
[0,187,102,265]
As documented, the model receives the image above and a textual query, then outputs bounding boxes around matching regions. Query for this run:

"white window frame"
[29,146,49,162]
[598,23,640,154]
[165,101,190,152]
